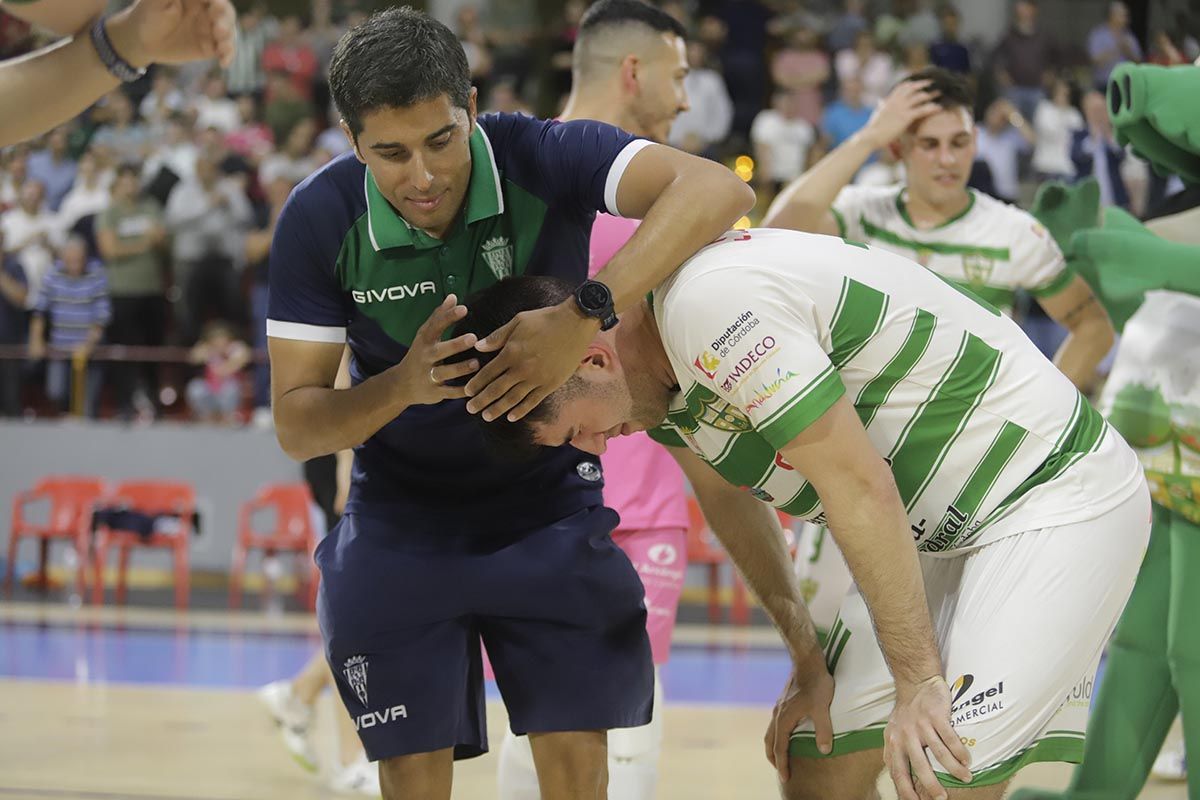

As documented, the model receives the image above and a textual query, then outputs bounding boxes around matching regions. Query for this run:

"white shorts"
[790,484,1151,788]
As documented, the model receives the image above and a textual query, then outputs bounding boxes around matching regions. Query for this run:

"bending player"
[455,227,1150,800]
[764,67,1113,392]
[493,4,691,800]
[266,8,753,800]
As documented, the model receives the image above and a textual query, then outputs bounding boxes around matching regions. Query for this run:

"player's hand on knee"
[406,294,479,404]
[765,658,836,781]
[466,301,597,422]
[883,676,971,800]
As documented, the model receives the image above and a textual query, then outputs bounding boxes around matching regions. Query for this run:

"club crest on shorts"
[576,461,602,482]
[343,655,369,706]
[482,236,513,280]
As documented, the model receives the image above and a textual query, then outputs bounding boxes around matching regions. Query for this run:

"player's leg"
[319,513,490,799]
[481,506,653,800]
[780,749,884,800]
[1009,501,1175,800]
[258,648,328,772]
[528,730,608,800]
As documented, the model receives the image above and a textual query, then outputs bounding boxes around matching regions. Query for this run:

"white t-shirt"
[192,96,241,133]
[648,228,1143,552]
[831,184,1071,314]
[1032,101,1083,177]
[974,126,1029,201]
[0,207,61,307]
[750,110,816,183]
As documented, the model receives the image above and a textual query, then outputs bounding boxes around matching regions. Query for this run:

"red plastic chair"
[91,481,196,609]
[229,483,319,612]
[4,476,105,598]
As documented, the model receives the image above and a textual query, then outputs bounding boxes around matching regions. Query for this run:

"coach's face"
[348,89,478,240]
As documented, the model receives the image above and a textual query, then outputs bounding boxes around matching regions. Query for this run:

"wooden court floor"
[0,682,1187,800]
[0,602,1187,800]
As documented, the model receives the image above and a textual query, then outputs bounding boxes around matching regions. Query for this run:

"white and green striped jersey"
[648,229,1143,553]
[831,185,1073,313]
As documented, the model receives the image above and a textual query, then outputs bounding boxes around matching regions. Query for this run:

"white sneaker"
[330,755,381,796]
[1152,745,1187,781]
[257,680,319,773]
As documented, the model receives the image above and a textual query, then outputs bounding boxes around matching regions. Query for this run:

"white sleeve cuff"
[603,139,655,218]
[266,319,347,343]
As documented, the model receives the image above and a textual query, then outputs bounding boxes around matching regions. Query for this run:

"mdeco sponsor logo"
[710,310,759,357]
[720,337,778,392]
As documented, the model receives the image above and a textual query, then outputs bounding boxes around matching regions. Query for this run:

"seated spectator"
[140,69,187,128]
[28,236,109,418]
[263,69,313,148]
[0,227,27,416]
[896,41,933,83]
[822,75,874,149]
[262,15,318,102]
[1072,89,1129,209]
[751,91,817,196]
[225,94,276,165]
[930,4,971,74]
[0,179,60,307]
[975,97,1036,204]
[827,0,869,54]
[165,154,253,341]
[186,319,250,425]
[1087,1,1142,90]
[25,127,77,212]
[90,91,152,166]
[1032,77,1083,182]
[669,40,733,157]
[142,115,200,205]
[0,145,28,209]
[770,25,829,127]
[56,151,112,236]
[96,164,167,421]
[835,30,895,106]
[259,117,321,186]
[191,71,241,134]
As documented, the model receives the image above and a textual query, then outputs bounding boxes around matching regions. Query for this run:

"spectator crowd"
[0,0,1195,423]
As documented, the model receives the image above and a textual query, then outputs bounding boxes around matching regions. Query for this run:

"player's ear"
[341,120,365,164]
[621,54,640,94]
[580,342,614,372]
[467,87,478,131]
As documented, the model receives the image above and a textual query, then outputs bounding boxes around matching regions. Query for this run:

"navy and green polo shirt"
[267,112,650,532]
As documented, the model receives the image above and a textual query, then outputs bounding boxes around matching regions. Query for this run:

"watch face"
[579,282,610,311]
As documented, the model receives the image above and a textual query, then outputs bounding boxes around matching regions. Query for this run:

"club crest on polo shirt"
[576,461,602,482]
[482,236,513,280]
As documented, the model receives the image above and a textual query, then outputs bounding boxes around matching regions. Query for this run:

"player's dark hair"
[329,6,472,137]
[899,66,974,111]
[448,276,581,461]
[579,0,688,41]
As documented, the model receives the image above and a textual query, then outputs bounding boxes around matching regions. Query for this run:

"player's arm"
[269,297,477,462]
[0,0,235,148]
[1,0,106,35]
[595,144,754,312]
[777,396,972,798]
[670,444,822,665]
[763,79,941,235]
[1037,278,1115,394]
[669,442,836,775]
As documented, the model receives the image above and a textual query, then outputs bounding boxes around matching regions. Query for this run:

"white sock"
[606,669,663,800]
[497,728,541,800]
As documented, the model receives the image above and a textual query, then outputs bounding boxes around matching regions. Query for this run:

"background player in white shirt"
[453,228,1149,800]
[763,67,1113,393]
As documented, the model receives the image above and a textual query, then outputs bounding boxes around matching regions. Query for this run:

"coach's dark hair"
[579,0,689,41]
[899,66,974,111]
[448,276,580,461]
[329,6,471,138]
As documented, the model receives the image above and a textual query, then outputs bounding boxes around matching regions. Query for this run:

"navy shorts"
[315,505,653,762]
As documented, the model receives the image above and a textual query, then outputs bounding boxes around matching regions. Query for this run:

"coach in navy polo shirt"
[266,8,753,797]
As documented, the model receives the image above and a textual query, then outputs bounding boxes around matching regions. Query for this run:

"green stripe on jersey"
[759,366,845,450]
[888,333,1003,511]
[647,425,686,448]
[855,308,937,429]
[944,279,1016,312]
[829,278,889,368]
[711,429,779,488]
[981,395,1108,529]
[860,218,1011,260]
[925,421,1029,551]
[779,481,821,517]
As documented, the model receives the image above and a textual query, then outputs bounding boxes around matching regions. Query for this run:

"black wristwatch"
[573,280,618,331]
[90,16,148,84]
